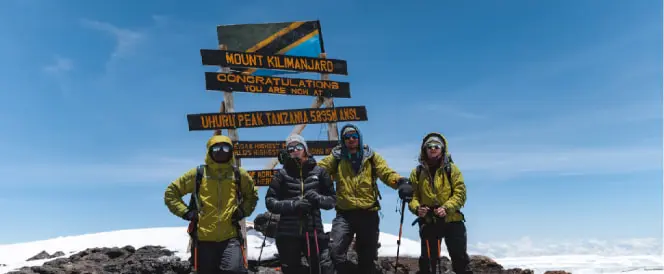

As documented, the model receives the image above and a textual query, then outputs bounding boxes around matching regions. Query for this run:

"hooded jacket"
[164,135,259,242]
[318,124,402,211]
[407,132,466,223]
[265,156,335,237]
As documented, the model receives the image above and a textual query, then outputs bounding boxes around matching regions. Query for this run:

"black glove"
[396,177,414,202]
[304,189,321,206]
[278,149,290,164]
[182,209,197,221]
[293,198,312,213]
[231,208,245,223]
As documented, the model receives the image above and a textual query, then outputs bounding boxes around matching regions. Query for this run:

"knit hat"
[285,134,308,152]
[423,135,444,148]
[341,127,357,136]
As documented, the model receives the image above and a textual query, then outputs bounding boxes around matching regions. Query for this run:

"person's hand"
[294,198,312,213]
[396,178,414,202]
[231,208,245,223]
[182,209,198,221]
[304,189,321,206]
[417,206,429,218]
[434,207,447,218]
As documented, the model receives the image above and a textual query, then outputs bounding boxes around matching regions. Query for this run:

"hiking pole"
[394,198,406,272]
[311,209,322,274]
[256,212,273,268]
[305,228,313,274]
[437,239,443,274]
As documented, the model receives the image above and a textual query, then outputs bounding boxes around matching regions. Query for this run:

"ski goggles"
[342,132,359,140]
[210,143,233,153]
[426,143,443,150]
[287,143,305,153]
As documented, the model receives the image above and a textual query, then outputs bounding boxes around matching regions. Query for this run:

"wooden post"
[319,53,339,142]
[263,96,325,169]
[218,43,247,257]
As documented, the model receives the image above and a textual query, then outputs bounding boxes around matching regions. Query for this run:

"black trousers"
[329,210,380,274]
[418,220,472,274]
[191,238,247,274]
[275,233,334,274]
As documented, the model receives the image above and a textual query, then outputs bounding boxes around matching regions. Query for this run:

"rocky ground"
[6,213,571,274]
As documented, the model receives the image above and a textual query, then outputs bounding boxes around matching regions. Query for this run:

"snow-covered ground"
[0,224,661,274]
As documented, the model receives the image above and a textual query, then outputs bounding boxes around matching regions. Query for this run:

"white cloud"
[80,19,144,61]
[468,236,662,258]
[375,142,661,180]
[42,56,73,74]
[0,155,270,185]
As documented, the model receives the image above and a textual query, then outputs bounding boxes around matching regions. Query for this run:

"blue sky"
[0,0,661,253]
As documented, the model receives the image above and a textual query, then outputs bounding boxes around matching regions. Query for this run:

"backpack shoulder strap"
[416,165,423,181]
[369,155,382,201]
[188,164,206,211]
[444,161,454,196]
[232,165,243,205]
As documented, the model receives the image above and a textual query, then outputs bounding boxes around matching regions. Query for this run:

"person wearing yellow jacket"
[318,123,414,274]
[408,132,471,274]
[164,135,259,274]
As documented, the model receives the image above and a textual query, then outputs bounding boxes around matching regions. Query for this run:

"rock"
[26,251,50,261]
[254,212,280,237]
[50,251,65,258]
[7,245,190,274]
[544,272,572,274]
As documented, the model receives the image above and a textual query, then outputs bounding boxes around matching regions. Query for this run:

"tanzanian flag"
[216,20,325,76]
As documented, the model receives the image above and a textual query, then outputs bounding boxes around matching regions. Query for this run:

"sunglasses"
[426,143,442,150]
[287,143,305,153]
[343,133,359,140]
[210,143,232,153]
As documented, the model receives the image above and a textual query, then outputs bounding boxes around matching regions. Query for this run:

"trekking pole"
[256,212,273,268]
[394,199,406,272]
[311,209,322,274]
[437,239,443,274]
[305,228,313,274]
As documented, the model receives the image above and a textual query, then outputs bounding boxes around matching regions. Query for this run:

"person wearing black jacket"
[265,134,336,274]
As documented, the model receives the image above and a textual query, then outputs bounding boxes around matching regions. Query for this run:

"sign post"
[187,20,369,267]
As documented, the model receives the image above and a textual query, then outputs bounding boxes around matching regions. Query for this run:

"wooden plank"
[264,96,325,170]
[187,106,368,131]
[204,72,351,98]
[319,53,340,141]
[234,140,336,159]
[247,169,280,187]
[200,49,348,75]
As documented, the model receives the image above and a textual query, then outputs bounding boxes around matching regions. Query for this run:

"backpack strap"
[188,164,206,211]
[232,165,243,205]
[369,155,381,201]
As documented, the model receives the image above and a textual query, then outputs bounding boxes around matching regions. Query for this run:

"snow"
[0,224,661,274]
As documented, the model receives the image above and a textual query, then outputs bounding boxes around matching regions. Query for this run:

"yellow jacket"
[164,135,259,242]
[318,124,401,211]
[408,132,466,223]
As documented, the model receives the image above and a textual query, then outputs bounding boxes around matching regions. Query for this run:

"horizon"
[0,0,662,258]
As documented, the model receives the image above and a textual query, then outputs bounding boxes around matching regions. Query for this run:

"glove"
[278,149,290,164]
[293,198,312,213]
[231,208,245,223]
[396,177,414,202]
[304,189,321,206]
[182,209,197,221]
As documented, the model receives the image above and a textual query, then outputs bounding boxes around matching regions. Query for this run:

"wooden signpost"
[188,20,368,261]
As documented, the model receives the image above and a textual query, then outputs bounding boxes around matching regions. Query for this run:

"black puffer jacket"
[265,157,336,237]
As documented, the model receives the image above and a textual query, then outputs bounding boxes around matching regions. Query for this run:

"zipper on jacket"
[299,166,304,235]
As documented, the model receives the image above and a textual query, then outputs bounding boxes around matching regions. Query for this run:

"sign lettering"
[204,72,351,98]
[187,106,368,130]
[233,140,336,158]
[200,50,348,75]
[247,169,279,187]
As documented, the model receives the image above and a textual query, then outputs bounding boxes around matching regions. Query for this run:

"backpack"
[187,164,243,214]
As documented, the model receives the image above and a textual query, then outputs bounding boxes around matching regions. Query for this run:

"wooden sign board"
[247,169,279,187]
[216,20,325,76]
[205,72,351,98]
[187,106,368,131]
[200,50,348,75]
[234,140,337,158]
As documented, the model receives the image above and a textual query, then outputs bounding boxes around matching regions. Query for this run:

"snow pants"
[329,209,380,274]
[192,238,247,274]
[275,233,334,274]
[418,220,472,274]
